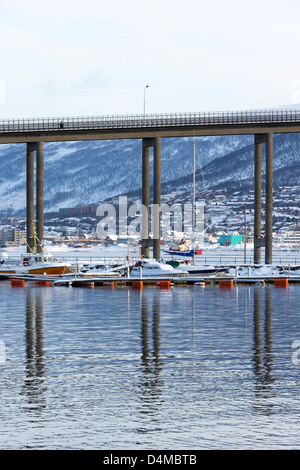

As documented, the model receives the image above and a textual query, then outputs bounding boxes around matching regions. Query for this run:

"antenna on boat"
[18,232,34,254]
[18,222,46,255]
[32,221,46,254]
[194,140,206,190]
[192,140,196,265]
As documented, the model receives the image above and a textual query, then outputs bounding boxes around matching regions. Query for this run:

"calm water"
[0,280,299,450]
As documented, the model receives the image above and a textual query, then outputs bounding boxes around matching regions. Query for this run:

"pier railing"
[1,109,300,134]
[44,254,300,266]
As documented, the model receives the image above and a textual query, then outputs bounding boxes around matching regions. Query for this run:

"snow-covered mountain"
[0,132,299,216]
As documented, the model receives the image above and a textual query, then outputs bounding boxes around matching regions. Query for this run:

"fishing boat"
[164,238,202,257]
[130,258,188,277]
[0,223,71,276]
[0,251,71,275]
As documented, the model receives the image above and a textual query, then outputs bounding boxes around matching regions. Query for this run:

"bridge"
[1,108,300,264]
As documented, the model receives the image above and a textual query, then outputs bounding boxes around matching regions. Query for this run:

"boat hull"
[130,258,188,277]
[185,268,227,275]
[0,265,70,276]
[164,249,202,257]
[131,272,184,278]
[28,266,70,275]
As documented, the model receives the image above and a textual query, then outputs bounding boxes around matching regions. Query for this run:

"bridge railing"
[1,109,300,133]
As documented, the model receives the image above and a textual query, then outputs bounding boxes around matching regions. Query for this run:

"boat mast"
[192,140,196,265]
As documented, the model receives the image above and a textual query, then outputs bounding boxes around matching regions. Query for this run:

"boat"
[164,238,202,257]
[130,258,188,277]
[80,261,128,276]
[165,259,227,276]
[182,264,227,276]
[164,141,204,260]
[164,247,202,257]
[0,251,71,276]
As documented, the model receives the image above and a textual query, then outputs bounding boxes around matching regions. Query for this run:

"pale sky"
[1,0,300,118]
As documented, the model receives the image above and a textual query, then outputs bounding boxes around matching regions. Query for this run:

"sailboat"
[164,140,202,259]
[165,142,226,276]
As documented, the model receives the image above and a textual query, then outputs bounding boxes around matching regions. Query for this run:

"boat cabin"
[21,253,52,265]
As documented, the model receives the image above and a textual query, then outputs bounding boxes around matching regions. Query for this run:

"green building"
[219,234,244,246]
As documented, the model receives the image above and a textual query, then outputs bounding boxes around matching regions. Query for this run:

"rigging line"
[194,139,207,190]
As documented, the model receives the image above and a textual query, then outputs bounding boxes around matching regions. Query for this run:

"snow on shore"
[227,265,300,277]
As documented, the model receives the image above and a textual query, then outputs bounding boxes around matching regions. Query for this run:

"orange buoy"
[132,280,143,289]
[274,278,289,288]
[11,278,25,287]
[219,279,234,288]
[103,281,114,288]
[35,280,50,287]
[156,280,171,289]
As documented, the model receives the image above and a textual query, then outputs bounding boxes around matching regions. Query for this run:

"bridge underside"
[2,109,299,263]
[24,132,273,263]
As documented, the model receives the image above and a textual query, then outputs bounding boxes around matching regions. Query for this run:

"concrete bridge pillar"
[141,136,161,260]
[153,136,161,260]
[253,133,273,265]
[254,134,263,264]
[265,132,273,265]
[26,142,44,253]
[26,143,35,252]
[142,139,150,258]
[36,142,44,252]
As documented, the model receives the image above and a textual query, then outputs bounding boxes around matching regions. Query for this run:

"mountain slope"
[159,133,300,198]
[0,132,298,215]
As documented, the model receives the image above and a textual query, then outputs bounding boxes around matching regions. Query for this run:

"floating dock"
[1,272,300,288]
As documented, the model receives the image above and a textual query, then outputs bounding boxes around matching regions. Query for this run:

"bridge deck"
[1,109,300,143]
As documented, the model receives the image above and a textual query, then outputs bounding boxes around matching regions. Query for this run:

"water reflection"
[252,286,275,414]
[22,288,46,411]
[140,292,163,387]
[16,283,297,436]
[138,290,164,427]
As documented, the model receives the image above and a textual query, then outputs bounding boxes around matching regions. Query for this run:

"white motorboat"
[0,251,71,276]
[165,259,227,276]
[80,261,128,276]
[130,258,188,277]
[182,264,227,276]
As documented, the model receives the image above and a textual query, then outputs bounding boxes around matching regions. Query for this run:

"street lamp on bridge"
[143,85,149,116]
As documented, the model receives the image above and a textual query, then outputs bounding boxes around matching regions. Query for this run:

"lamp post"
[143,85,149,116]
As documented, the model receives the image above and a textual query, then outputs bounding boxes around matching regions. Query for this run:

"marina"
[1,243,299,287]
